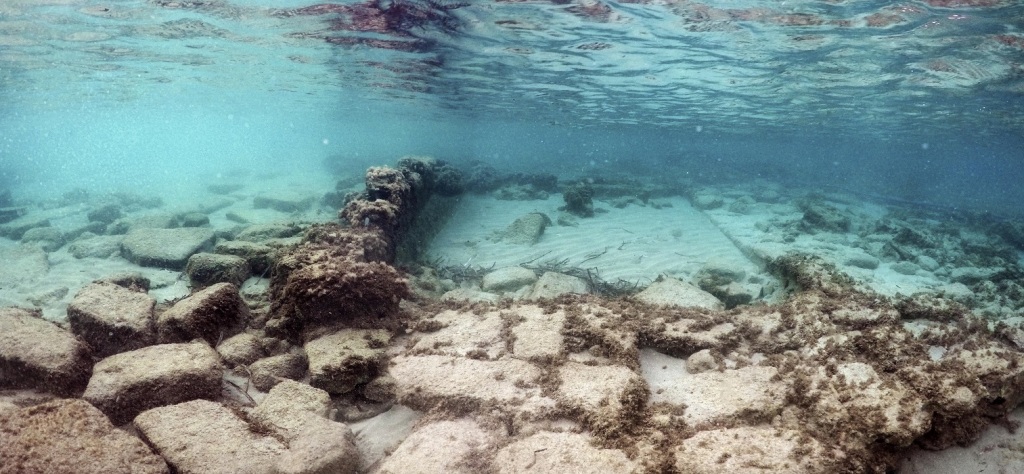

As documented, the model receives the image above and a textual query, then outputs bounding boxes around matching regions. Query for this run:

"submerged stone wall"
[4,158,1024,473]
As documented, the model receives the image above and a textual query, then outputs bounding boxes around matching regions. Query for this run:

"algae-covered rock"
[305,329,390,395]
[0,307,92,396]
[84,342,223,425]
[0,399,169,474]
[185,252,251,287]
[134,399,286,474]
[157,282,248,345]
[67,282,156,358]
[562,181,594,217]
[249,352,307,392]
[799,200,850,233]
[215,240,276,275]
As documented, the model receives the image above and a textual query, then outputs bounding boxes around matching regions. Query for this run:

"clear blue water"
[1,0,1022,214]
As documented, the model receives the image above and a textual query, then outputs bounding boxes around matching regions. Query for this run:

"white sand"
[428,195,760,285]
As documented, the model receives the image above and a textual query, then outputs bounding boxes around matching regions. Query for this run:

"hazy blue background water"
[1,0,1022,215]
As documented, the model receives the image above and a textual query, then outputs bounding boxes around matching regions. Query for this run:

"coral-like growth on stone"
[268,240,409,338]
[563,181,595,217]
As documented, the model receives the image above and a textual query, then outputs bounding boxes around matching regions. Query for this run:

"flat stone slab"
[494,431,638,473]
[68,234,124,258]
[674,426,831,473]
[84,341,223,425]
[135,399,286,474]
[250,380,332,435]
[0,399,169,474]
[214,240,276,275]
[250,381,362,474]
[482,266,538,293]
[556,362,646,436]
[636,277,724,310]
[136,398,359,474]
[121,227,215,269]
[235,223,303,242]
[390,355,553,416]
[216,332,265,366]
[0,307,92,396]
[440,287,499,304]
[410,310,505,358]
[377,419,497,474]
[67,282,156,358]
[510,306,565,360]
[656,365,785,428]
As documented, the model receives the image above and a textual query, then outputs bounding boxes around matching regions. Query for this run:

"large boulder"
[268,235,409,335]
[157,282,248,345]
[306,329,390,395]
[0,399,169,474]
[67,282,156,358]
[83,341,223,425]
[800,201,851,233]
[0,307,92,396]
[121,227,215,269]
[184,253,251,288]
[216,332,266,367]
[20,226,64,251]
[499,213,550,245]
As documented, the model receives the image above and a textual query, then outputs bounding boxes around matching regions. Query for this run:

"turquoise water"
[1,0,1022,213]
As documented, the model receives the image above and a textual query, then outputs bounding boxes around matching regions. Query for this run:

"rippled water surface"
[1,0,1022,211]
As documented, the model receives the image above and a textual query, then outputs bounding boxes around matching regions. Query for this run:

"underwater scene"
[2,0,1024,472]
